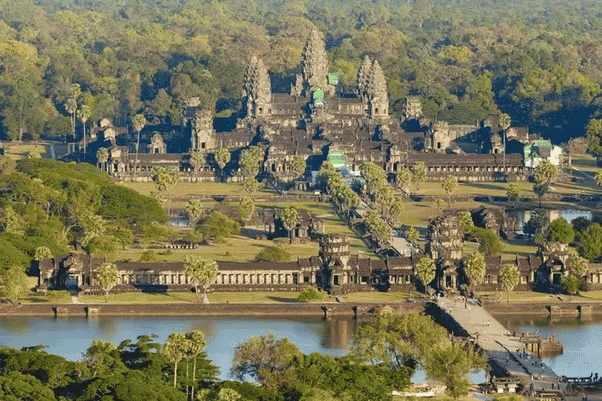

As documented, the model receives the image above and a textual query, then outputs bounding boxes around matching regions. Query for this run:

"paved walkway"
[437,297,565,393]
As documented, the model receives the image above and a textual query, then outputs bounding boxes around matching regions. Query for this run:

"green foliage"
[184,256,219,303]
[471,227,504,256]
[406,227,419,244]
[546,218,576,243]
[462,252,486,287]
[415,256,436,288]
[0,265,29,303]
[96,262,119,303]
[296,287,329,302]
[562,274,582,296]
[425,342,487,400]
[576,223,602,261]
[139,250,159,263]
[506,183,520,202]
[458,211,474,232]
[196,212,241,241]
[231,331,302,389]
[499,263,520,303]
[353,311,447,372]
[255,245,292,262]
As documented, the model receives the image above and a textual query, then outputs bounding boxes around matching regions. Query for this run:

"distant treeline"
[2,0,602,143]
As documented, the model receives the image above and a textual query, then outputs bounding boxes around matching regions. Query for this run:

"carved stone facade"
[147,133,167,154]
[427,212,464,262]
[191,109,217,152]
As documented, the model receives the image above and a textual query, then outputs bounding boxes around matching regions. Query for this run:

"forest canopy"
[0,0,602,143]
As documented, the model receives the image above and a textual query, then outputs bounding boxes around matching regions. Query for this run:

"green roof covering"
[313,89,324,103]
[328,151,346,168]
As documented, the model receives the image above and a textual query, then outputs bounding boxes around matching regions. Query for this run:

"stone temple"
[95,28,536,185]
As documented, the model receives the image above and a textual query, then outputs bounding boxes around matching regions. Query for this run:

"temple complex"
[89,28,543,185]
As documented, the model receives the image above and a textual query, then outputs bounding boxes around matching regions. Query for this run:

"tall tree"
[290,155,306,179]
[163,332,188,388]
[96,262,119,304]
[442,176,458,207]
[414,256,436,291]
[231,332,302,389]
[189,151,205,179]
[215,147,231,182]
[78,104,91,156]
[185,200,204,226]
[238,197,255,225]
[462,252,486,291]
[412,161,427,191]
[1,265,29,304]
[396,167,413,198]
[425,342,487,400]
[506,183,520,203]
[281,207,298,243]
[184,255,219,304]
[498,263,519,303]
[96,147,109,167]
[186,330,207,400]
[132,113,147,179]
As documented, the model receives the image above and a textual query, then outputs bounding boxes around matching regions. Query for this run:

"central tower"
[300,28,329,97]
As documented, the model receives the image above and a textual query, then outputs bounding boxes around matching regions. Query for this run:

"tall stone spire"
[300,28,329,97]
[243,55,272,118]
[367,59,389,119]
[357,55,371,102]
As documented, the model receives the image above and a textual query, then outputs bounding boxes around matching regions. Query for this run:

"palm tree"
[189,150,204,179]
[78,104,91,158]
[96,147,109,170]
[65,98,77,141]
[186,330,206,400]
[132,113,147,179]
[499,113,511,175]
[281,207,298,243]
[185,200,204,225]
[163,332,188,388]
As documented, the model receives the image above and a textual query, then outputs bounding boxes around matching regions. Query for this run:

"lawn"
[343,291,422,303]
[572,154,599,174]
[117,235,319,263]
[3,143,50,160]
[476,291,559,303]
[77,291,304,304]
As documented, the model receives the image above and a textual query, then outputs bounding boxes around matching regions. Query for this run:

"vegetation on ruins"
[396,167,413,198]
[96,261,119,304]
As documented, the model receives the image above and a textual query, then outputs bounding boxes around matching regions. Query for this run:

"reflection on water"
[496,314,602,378]
[506,209,592,228]
[0,316,354,379]
[2,313,598,381]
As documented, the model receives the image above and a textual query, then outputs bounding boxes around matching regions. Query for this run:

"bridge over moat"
[431,297,567,395]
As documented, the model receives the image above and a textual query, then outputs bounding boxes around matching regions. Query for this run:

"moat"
[1,314,600,380]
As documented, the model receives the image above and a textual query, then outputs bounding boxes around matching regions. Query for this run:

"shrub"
[196,211,241,241]
[296,287,330,302]
[255,246,292,262]
[139,250,158,262]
